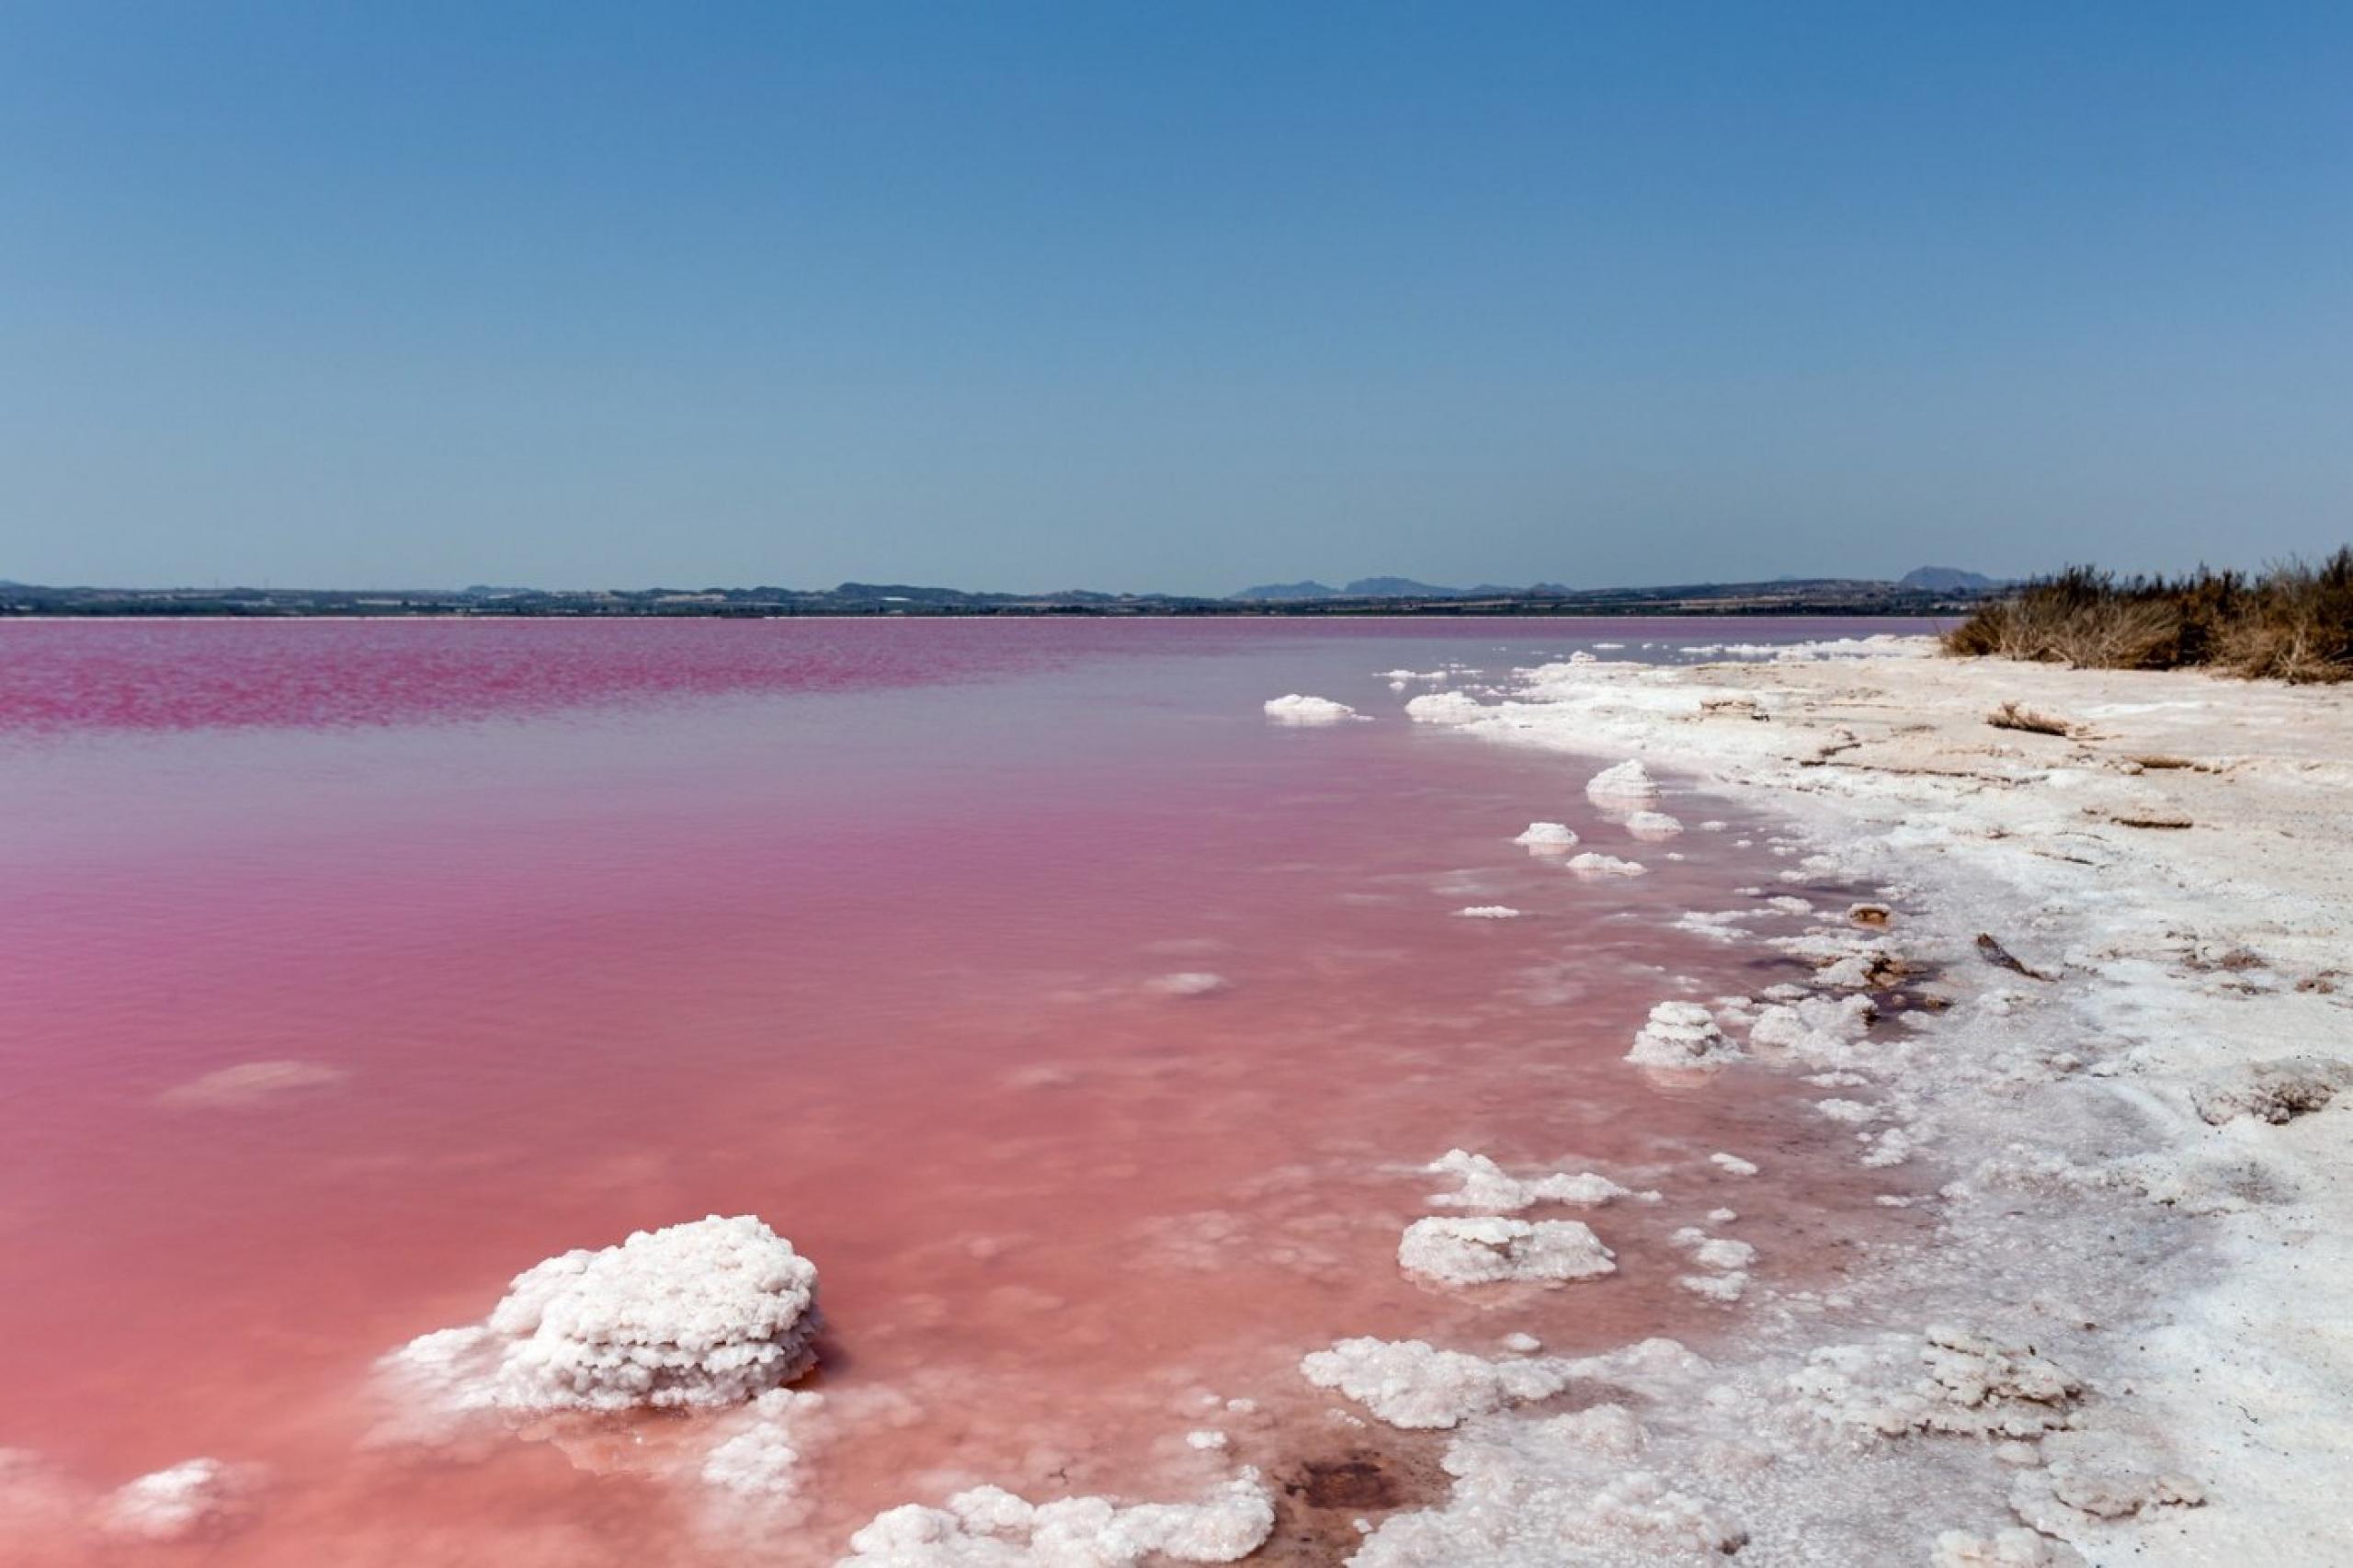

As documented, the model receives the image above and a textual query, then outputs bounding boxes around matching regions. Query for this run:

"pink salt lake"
[0,618,1938,1564]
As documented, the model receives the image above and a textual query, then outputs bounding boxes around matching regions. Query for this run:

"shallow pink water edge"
[0,620,1938,1563]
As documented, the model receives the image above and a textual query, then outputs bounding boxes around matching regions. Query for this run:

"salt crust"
[1585,757,1663,803]
[836,1473,1274,1565]
[1404,690,1483,723]
[1261,694,1360,724]
[1380,638,2353,1560]
[1421,1149,1659,1212]
[1145,971,1228,997]
[1625,810,1685,840]
[1397,1216,1615,1285]
[156,1059,347,1108]
[1790,1327,2083,1439]
[1453,905,1522,919]
[381,1214,819,1418]
[1511,820,1580,850]
[1566,851,1647,878]
[1626,1001,1742,1068]
[98,1459,255,1542]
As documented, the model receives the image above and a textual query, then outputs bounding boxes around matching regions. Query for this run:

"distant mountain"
[1231,580,1341,600]
[1899,566,1999,592]
[1341,576,1472,598]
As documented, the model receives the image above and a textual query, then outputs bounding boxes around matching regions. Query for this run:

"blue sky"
[2,2,2347,594]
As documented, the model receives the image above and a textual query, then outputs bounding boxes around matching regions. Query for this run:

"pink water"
[0,619,1936,1563]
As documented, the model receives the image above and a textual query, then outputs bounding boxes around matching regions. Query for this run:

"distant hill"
[1899,566,1999,592]
[1231,580,1341,600]
[1340,576,1472,598]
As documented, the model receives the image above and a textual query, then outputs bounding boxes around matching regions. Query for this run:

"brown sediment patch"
[1257,1437,1449,1564]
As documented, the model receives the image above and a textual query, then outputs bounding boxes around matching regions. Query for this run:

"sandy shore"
[1351,638,2353,1565]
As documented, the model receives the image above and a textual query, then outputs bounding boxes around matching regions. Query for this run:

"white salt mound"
[1404,691,1484,724]
[1566,852,1647,878]
[1300,1337,1574,1428]
[1710,1152,1759,1177]
[1398,1216,1616,1286]
[99,1460,251,1543]
[1511,821,1580,850]
[382,1214,819,1417]
[839,1474,1274,1565]
[1455,905,1522,920]
[1423,1149,1656,1212]
[1626,1002,1741,1069]
[1585,759,1663,804]
[1261,694,1359,724]
[1623,811,1684,841]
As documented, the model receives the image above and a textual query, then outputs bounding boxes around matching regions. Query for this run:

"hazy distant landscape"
[0,566,1997,619]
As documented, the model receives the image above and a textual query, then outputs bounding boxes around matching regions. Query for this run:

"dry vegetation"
[1945,550,2353,684]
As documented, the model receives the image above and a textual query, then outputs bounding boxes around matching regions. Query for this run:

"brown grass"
[1944,550,2353,684]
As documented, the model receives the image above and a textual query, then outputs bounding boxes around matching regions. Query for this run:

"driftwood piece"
[1976,932,2055,982]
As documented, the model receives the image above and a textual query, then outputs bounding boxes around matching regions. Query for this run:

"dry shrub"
[1944,551,2351,684]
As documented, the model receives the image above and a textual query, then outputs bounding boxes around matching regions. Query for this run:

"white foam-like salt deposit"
[1145,971,1229,998]
[1565,852,1646,878]
[838,1473,1274,1565]
[1422,1149,1657,1212]
[1300,1337,1574,1429]
[1709,1152,1758,1177]
[1404,690,1484,724]
[157,1060,347,1109]
[1585,758,1663,804]
[1454,905,1522,919]
[1398,1216,1615,1286]
[1624,810,1684,840]
[1625,1002,1741,1069]
[1511,820,1580,851]
[1260,694,1360,724]
[98,1460,252,1543]
[381,1214,819,1419]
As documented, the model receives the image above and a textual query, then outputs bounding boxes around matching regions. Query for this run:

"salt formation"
[1404,690,1484,723]
[838,1474,1274,1565]
[98,1460,253,1542]
[1348,1397,1745,1564]
[1511,820,1580,851]
[1709,1152,1758,1176]
[1299,1337,1575,1428]
[1145,971,1229,997]
[1747,993,1878,1068]
[1670,1226,1756,1303]
[1565,852,1647,878]
[1422,1149,1657,1212]
[1585,758,1663,804]
[381,1214,819,1418]
[1260,694,1359,724]
[1932,1528,2086,1566]
[1454,905,1522,919]
[1790,1327,2082,1439]
[2006,1429,2204,1532]
[1624,810,1685,840]
[1398,1216,1616,1285]
[157,1060,347,1109]
[1625,1002,1741,1069]
[2189,1055,2353,1125]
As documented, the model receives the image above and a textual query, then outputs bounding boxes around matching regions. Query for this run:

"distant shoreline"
[0,579,1990,620]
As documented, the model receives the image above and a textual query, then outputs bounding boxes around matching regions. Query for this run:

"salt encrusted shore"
[1367,637,2353,1564]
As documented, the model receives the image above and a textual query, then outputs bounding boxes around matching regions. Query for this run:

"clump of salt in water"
[1512,821,1580,852]
[98,1460,259,1543]
[1625,1003,1741,1069]
[1585,759,1663,804]
[1398,1217,1616,1285]
[381,1214,820,1420]
[1262,694,1361,724]
[839,1473,1275,1565]
[1566,852,1647,878]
